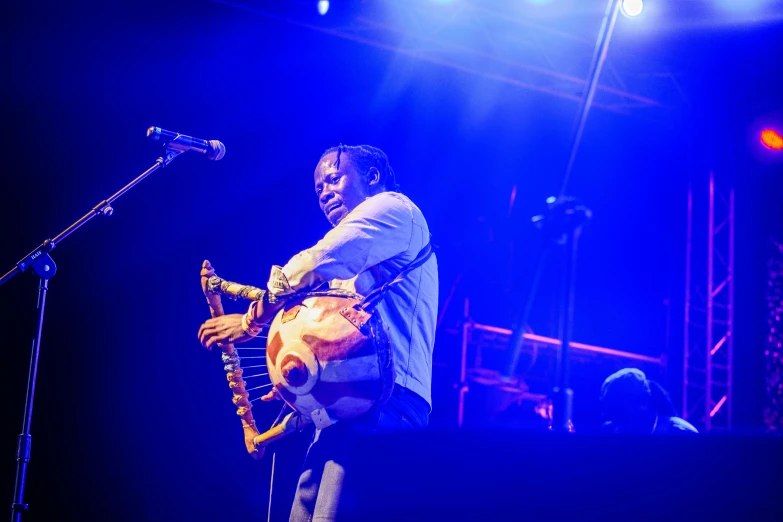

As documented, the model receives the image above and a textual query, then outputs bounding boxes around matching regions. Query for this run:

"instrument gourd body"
[267,290,394,429]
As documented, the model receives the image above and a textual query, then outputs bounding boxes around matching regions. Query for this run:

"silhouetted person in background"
[600,368,698,435]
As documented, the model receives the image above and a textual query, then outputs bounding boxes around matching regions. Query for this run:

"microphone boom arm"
[0,147,182,287]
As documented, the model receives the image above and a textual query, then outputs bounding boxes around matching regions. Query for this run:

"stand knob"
[31,254,57,279]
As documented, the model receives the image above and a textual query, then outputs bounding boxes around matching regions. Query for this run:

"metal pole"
[11,277,49,522]
[559,0,624,197]
[727,186,735,428]
[267,453,276,522]
[551,226,581,433]
[683,184,693,420]
[457,298,470,428]
[706,171,715,431]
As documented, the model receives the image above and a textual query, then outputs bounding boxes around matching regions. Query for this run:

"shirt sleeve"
[273,193,414,293]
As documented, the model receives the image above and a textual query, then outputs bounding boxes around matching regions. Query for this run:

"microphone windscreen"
[207,140,226,161]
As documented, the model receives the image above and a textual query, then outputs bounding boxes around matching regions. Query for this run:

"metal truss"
[456,297,664,428]
[212,0,687,124]
[684,171,735,432]
[764,237,783,431]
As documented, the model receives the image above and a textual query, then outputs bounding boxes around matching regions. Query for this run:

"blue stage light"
[317,0,329,16]
[621,0,644,17]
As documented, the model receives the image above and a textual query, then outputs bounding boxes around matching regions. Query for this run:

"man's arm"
[274,192,414,294]
[199,193,414,348]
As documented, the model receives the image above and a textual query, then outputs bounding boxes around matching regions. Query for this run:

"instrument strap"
[358,240,434,313]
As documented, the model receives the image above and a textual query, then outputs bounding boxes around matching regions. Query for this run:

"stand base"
[551,387,574,433]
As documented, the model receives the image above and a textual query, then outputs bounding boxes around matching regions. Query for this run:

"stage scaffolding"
[454,297,665,428]
[684,171,735,432]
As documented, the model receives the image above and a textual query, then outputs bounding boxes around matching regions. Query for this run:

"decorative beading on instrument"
[200,260,265,460]
[241,310,264,337]
[206,275,267,302]
[207,272,279,337]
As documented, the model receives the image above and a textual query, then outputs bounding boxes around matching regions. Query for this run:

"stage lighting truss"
[214,0,688,126]
[684,171,735,432]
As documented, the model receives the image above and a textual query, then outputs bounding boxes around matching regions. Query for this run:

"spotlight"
[317,0,329,15]
[621,0,644,17]
[761,129,783,151]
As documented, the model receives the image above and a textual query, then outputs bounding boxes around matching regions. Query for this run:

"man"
[600,368,698,435]
[198,144,438,520]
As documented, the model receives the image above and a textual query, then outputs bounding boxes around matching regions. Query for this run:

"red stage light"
[760,129,783,150]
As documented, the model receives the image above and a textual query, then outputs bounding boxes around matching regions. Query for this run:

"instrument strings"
[233,344,274,401]
[248,383,275,396]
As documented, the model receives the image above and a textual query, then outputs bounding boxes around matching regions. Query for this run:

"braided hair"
[320,144,401,192]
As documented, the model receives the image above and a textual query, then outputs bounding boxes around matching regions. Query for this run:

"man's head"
[600,368,657,434]
[313,144,400,226]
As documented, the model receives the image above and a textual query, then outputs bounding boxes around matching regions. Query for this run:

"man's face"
[314,151,373,226]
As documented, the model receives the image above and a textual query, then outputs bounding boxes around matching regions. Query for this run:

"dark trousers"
[289,385,429,521]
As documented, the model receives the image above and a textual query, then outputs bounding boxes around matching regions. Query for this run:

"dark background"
[2,0,782,520]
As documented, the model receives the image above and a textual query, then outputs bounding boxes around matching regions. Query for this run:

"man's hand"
[260,387,282,402]
[198,314,253,350]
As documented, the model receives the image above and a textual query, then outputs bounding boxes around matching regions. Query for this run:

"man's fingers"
[198,316,245,349]
[198,325,210,344]
[206,335,223,350]
[199,327,217,347]
[197,319,217,339]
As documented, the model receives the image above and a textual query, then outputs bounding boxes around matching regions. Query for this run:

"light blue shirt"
[272,192,438,408]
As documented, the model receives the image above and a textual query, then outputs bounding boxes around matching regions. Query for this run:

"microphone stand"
[502,0,622,432]
[4,146,184,522]
[533,197,591,433]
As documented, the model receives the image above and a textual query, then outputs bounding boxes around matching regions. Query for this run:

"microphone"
[146,126,226,161]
